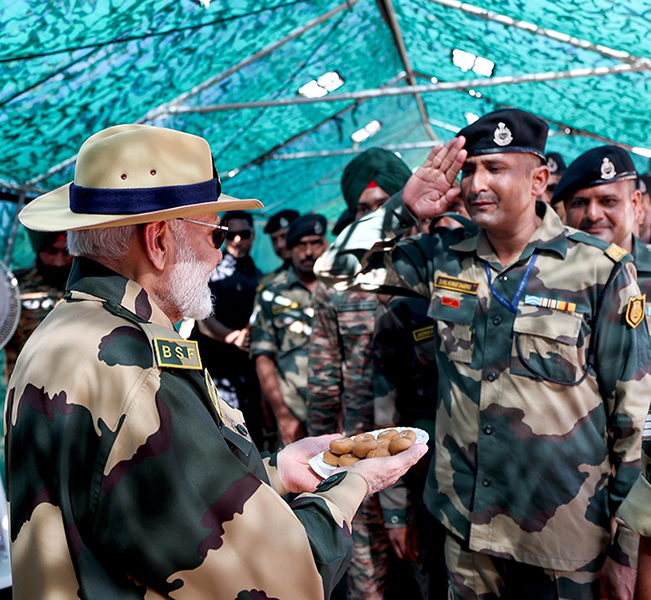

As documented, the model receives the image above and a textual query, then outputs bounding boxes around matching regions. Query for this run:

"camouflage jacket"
[306,282,377,437]
[315,194,651,571]
[5,257,367,600]
[250,266,314,422]
[3,264,66,381]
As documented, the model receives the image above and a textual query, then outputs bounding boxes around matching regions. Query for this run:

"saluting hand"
[402,136,467,219]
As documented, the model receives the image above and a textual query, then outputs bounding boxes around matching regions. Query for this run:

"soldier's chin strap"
[515,260,624,387]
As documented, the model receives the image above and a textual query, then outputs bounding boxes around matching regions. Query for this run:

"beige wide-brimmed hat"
[20,124,263,231]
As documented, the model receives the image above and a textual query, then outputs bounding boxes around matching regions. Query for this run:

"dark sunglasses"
[177,218,229,247]
[225,229,252,241]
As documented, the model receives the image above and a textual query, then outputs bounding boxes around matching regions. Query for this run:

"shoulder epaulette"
[565,229,631,263]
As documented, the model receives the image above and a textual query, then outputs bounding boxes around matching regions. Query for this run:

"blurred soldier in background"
[251,214,328,446]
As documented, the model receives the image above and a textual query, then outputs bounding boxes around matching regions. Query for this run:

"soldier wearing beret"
[3,230,72,381]
[5,124,426,599]
[307,147,414,600]
[316,108,651,599]
[251,214,328,446]
[259,209,300,285]
[556,145,651,320]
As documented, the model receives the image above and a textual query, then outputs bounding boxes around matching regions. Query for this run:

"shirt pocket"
[429,292,479,364]
[510,307,584,383]
[273,311,312,352]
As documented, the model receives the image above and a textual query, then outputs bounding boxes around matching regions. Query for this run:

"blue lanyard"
[484,252,539,314]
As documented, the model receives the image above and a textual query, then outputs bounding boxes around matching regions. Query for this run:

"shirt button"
[492,315,502,326]
[502,275,508,281]
[236,424,248,436]
[487,372,497,382]
[484,425,494,435]
[482,478,491,487]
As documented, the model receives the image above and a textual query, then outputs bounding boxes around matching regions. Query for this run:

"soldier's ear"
[142,221,172,272]
[531,163,549,198]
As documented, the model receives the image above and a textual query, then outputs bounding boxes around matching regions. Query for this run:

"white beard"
[165,235,215,320]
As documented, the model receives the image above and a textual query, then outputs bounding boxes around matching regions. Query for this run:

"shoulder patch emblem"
[626,295,646,329]
[153,338,202,369]
[605,243,628,262]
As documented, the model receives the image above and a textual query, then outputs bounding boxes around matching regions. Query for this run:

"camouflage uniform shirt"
[5,257,368,600]
[3,264,65,381]
[316,194,651,571]
[306,281,377,437]
[250,266,314,423]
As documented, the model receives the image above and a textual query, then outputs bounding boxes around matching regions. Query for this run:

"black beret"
[552,145,637,205]
[332,209,353,235]
[456,108,548,160]
[263,209,300,234]
[545,152,566,175]
[341,148,412,215]
[286,214,327,249]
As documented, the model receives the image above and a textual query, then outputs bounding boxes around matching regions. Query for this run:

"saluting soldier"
[307,147,413,600]
[5,124,426,600]
[316,109,651,599]
[555,145,651,309]
[251,214,328,446]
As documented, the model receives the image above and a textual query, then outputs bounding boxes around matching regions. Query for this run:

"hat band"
[69,178,221,215]
[467,147,546,161]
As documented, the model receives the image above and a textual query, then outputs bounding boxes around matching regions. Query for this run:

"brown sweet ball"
[323,450,340,466]
[353,433,374,443]
[352,438,378,458]
[398,429,417,443]
[339,453,361,466]
[377,438,391,449]
[389,436,414,455]
[367,447,391,458]
[377,429,399,441]
[329,437,354,455]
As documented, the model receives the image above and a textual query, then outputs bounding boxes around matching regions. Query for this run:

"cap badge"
[314,221,324,235]
[601,157,617,180]
[493,122,513,147]
[547,157,558,173]
[279,217,289,227]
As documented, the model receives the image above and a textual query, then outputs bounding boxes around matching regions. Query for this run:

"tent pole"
[266,141,440,160]
[379,0,437,141]
[424,0,651,67]
[221,71,408,181]
[170,62,651,113]
[25,0,364,188]
[138,0,363,124]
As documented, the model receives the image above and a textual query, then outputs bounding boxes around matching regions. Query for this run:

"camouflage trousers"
[445,534,600,600]
[347,495,391,600]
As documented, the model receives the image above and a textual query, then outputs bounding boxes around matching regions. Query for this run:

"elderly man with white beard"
[4,124,426,600]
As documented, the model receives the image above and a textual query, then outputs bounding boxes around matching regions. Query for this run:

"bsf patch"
[625,295,646,329]
[154,338,202,369]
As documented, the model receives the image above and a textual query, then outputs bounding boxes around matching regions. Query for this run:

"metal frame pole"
[425,0,651,67]
[380,0,437,140]
[169,62,651,114]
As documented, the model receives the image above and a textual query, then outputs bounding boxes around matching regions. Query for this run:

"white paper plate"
[308,427,430,479]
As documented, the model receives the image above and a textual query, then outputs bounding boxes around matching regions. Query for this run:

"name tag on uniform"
[339,301,377,312]
[412,325,435,342]
[153,338,202,369]
[435,275,480,295]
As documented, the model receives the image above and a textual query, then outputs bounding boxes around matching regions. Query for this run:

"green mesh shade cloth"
[1,0,650,274]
